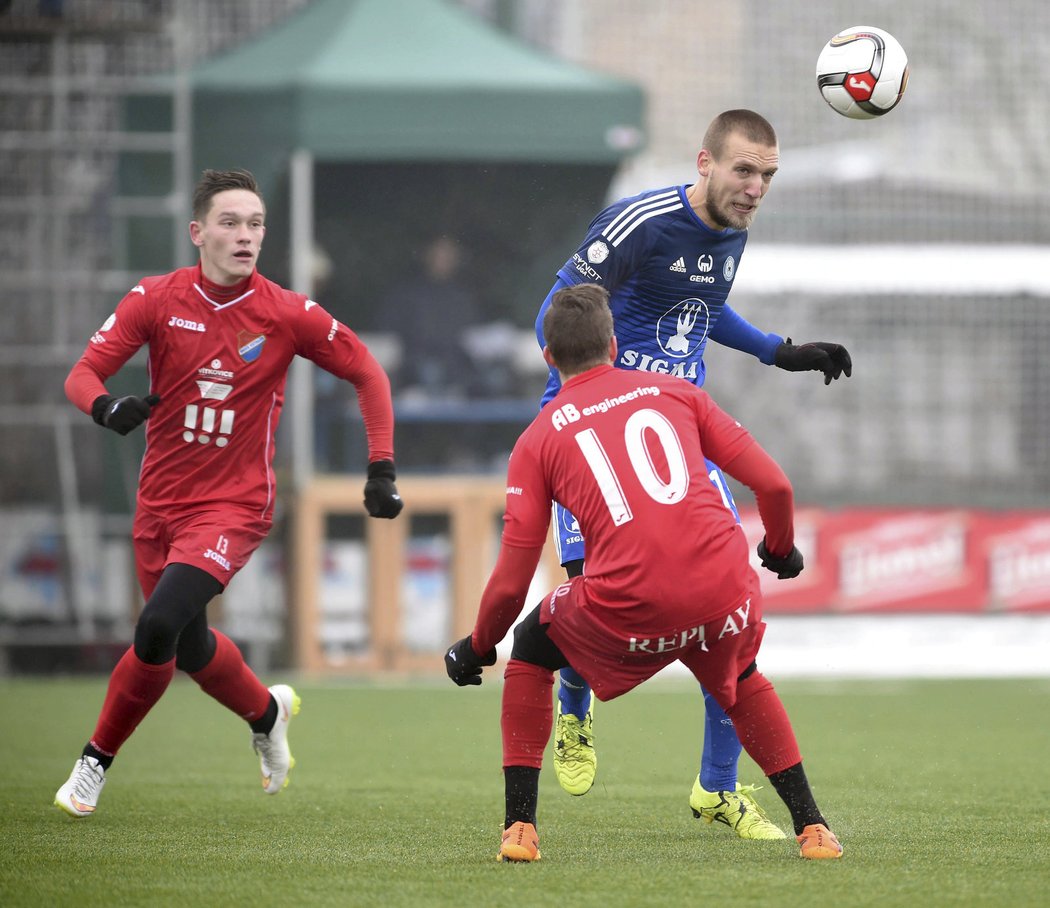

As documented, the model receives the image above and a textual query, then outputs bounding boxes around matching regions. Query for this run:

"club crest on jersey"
[237,331,265,362]
[656,299,710,358]
[559,507,582,545]
[561,509,580,534]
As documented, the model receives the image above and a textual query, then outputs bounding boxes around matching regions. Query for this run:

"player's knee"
[736,666,774,704]
[133,603,181,663]
[175,628,216,674]
[510,618,542,662]
[510,614,567,671]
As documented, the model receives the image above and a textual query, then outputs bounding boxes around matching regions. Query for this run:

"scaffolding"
[0,2,192,653]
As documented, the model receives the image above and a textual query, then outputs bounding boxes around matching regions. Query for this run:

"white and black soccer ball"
[816,26,909,119]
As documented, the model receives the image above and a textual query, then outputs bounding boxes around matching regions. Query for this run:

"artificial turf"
[2,676,1048,907]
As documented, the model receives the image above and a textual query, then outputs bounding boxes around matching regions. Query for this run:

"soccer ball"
[816,26,909,119]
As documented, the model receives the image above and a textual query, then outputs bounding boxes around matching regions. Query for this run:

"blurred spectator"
[375,236,487,399]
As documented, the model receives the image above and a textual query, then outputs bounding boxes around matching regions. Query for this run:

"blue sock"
[557,667,591,719]
[699,687,742,792]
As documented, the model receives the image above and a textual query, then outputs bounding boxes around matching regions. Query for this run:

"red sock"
[90,647,175,756]
[501,659,554,769]
[725,670,803,776]
[188,629,271,722]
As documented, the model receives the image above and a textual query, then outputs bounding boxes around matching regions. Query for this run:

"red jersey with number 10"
[66,265,394,520]
[503,364,761,634]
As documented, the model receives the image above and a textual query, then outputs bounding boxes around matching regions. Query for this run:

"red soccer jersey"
[66,265,394,519]
[502,364,764,635]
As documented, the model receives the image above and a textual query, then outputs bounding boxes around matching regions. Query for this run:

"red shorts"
[540,575,766,708]
[132,504,270,599]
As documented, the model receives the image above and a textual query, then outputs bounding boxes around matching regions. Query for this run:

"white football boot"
[55,755,106,818]
[251,684,301,793]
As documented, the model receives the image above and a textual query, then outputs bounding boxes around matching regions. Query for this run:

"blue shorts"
[553,458,741,567]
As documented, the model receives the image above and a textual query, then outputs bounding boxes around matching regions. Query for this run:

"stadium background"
[1,0,1048,676]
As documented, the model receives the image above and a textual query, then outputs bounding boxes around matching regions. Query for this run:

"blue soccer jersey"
[538,185,783,407]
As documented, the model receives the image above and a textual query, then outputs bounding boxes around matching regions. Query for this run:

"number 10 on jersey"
[573,408,689,526]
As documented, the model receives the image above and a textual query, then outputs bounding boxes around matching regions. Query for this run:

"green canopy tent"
[189,0,644,168]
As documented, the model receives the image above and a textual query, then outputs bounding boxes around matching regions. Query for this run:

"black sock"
[504,766,540,828]
[248,695,278,735]
[83,742,113,771]
[767,762,826,835]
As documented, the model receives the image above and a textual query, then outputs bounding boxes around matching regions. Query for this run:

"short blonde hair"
[702,109,777,159]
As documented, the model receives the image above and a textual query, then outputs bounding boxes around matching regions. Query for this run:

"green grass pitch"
[2,676,1048,907]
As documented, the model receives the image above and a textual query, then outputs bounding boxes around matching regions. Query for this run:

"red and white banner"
[977,514,1050,612]
[737,507,1050,613]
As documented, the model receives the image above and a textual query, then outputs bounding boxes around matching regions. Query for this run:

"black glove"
[363,459,404,519]
[91,393,161,436]
[444,635,497,687]
[757,538,804,579]
[774,338,852,385]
